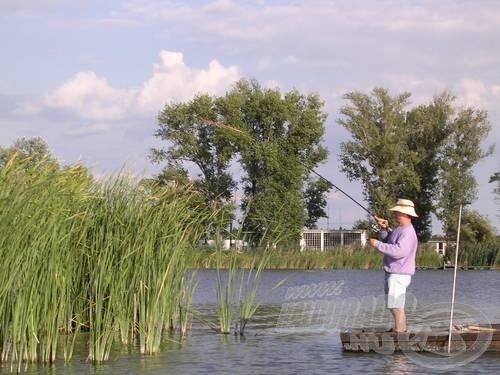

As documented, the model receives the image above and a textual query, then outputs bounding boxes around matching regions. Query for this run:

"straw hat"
[389,198,418,217]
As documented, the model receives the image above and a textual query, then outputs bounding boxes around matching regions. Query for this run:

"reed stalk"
[215,243,237,334]
[237,250,271,335]
[179,271,198,337]
[0,156,208,370]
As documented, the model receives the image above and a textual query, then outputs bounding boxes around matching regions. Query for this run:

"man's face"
[394,211,411,225]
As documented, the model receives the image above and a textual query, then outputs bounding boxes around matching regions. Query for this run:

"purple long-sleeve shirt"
[376,224,418,275]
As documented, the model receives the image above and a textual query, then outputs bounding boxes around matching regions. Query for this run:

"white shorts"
[385,272,411,309]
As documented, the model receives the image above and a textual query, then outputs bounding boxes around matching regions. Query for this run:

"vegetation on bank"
[151,82,495,243]
[0,156,209,370]
[0,138,498,372]
[185,245,464,270]
[188,240,500,270]
[452,240,500,268]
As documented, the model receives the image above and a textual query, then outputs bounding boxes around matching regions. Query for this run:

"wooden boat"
[340,324,500,353]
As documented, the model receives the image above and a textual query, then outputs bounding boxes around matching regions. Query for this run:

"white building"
[426,239,448,256]
[199,239,248,250]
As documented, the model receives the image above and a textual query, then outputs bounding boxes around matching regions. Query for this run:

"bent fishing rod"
[202,119,377,221]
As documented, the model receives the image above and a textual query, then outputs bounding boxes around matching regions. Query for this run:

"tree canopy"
[152,79,329,244]
[338,88,491,241]
[0,137,58,169]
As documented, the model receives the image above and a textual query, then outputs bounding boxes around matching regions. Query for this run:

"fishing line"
[202,119,377,221]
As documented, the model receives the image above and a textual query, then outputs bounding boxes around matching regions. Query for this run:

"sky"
[1,0,499,234]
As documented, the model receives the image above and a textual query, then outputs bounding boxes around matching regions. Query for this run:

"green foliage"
[0,136,58,170]
[436,106,492,237]
[304,177,330,228]
[352,218,378,237]
[185,245,443,270]
[0,155,208,370]
[453,238,500,268]
[450,210,496,244]
[490,172,500,219]
[416,244,446,268]
[153,94,237,204]
[155,165,191,186]
[152,79,329,244]
[220,80,329,243]
[338,88,491,241]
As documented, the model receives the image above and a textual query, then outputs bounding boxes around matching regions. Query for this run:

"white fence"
[199,229,367,251]
[299,229,367,251]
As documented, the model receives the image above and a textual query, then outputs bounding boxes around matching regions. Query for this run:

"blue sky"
[1,0,499,233]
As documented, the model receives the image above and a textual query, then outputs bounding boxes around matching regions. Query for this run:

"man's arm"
[375,231,413,259]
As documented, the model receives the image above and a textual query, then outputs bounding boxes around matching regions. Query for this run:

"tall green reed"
[215,242,238,334]
[188,244,444,270]
[456,240,500,267]
[214,206,292,336]
[0,157,89,371]
[0,156,208,371]
[236,250,270,335]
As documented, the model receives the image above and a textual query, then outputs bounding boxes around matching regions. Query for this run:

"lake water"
[2,270,499,374]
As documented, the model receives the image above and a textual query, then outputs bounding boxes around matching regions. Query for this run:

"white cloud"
[455,79,488,108]
[491,85,500,96]
[17,50,241,123]
[46,71,136,120]
[13,100,44,116]
[57,17,144,29]
[136,50,240,113]
[120,0,500,42]
[0,0,77,17]
[64,123,110,137]
[263,80,281,90]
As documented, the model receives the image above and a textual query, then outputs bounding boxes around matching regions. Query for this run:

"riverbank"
[185,245,449,269]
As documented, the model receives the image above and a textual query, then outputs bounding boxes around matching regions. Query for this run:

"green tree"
[489,171,500,219]
[435,105,492,237]
[152,79,329,244]
[404,94,454,240]
[222,80,328,244]
[1,137,57,169]
[338,88,491,241]
[338,88,425,236]
[304,177,330,229]
[151,94,237,208]
[352,218,378,237]
[154,166,190,187]
[459,210,496,244]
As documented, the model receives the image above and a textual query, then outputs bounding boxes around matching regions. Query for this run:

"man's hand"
[375,215,389,229]
[369,238,378,248]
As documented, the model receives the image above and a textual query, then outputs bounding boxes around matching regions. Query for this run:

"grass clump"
[0,156,208,370]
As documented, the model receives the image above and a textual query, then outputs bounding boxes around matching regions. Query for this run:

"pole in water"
[448,204,463,353]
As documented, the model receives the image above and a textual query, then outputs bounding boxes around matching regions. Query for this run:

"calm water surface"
[2,270,499,374]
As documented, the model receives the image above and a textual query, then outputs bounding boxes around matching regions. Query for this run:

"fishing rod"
[202,119,377,221]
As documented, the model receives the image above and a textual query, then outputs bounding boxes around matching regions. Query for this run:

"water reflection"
[383,353,413,375]
[1,270,498,374]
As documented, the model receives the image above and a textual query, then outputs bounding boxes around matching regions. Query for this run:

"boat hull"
[340,324,500,353]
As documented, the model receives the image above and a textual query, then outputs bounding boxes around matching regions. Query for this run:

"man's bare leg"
[390,308,406,332]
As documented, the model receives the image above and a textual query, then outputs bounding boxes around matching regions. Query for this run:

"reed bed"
[455,240,500,268]
[0,156,207,371]
[186,245,444,270]
[214,245,280,336]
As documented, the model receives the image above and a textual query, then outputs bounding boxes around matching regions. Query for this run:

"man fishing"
[368,199,418,333]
